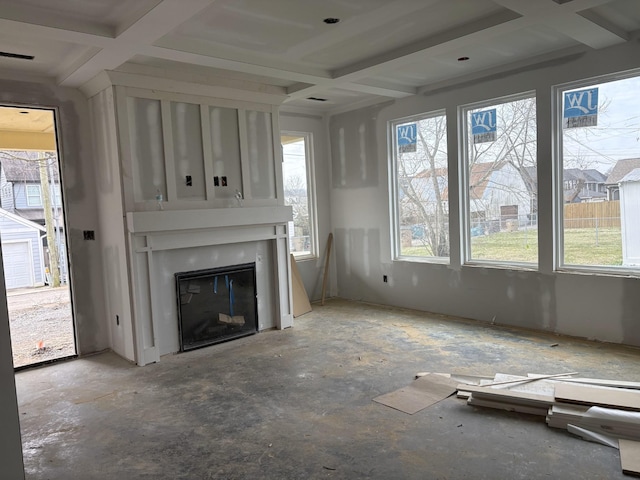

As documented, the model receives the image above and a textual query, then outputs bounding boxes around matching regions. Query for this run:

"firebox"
[175,263,258,351]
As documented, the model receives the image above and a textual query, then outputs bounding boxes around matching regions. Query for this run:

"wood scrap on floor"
[554,382,640,411]
[456,371,640,477]
[373,373,458,414]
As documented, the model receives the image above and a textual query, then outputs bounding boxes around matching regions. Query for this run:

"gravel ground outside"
[7,286,75,369]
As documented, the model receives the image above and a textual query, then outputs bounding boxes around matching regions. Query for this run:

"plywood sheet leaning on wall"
[290,254,312,317]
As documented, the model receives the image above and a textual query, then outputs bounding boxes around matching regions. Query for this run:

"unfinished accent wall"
[279,112,335,302]
[329,38,640,347]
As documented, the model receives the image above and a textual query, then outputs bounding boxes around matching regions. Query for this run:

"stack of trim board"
[455,373,640,476]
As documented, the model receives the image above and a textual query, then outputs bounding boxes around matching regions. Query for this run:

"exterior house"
[605,158,640,200]
[524,166,607,204]
[0,208,46,289]
[468,162,532,233]
[0,155,65,283]
[0,155,62,225]
[563,168,607,203]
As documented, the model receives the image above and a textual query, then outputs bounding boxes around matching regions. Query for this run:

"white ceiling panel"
[158,0,389,56]
[0,0,162,36]
[299,0,505,70]
[0,30,95,77]
[584,0,640,33]
[368,24,581,88]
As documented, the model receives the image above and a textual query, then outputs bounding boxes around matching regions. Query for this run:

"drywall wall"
[329,36,640,347]
[0,249,24,477]
[0,78,108,356]
[279,112,335,303]
[89,88,135,362]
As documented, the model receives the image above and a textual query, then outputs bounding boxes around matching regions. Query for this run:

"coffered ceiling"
[0,0,638,114]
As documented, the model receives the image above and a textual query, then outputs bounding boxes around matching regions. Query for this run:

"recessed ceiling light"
[458,56,470,62]
[323,18,340,24]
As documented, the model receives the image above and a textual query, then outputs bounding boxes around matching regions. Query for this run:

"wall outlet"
[116,314,120,326]
[83,230,95,240]
[214,176,220,186]
[383,275,388,283]
[185,175,192,186]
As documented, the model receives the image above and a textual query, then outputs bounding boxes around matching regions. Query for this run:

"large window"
[462,93,538,265]
[557,73,640,271]
[391,111,449,260]
[281,133,316,258]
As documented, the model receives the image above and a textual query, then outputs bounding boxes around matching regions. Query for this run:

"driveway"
[6,286,75,368]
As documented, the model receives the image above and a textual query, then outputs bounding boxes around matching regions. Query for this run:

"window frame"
[280,131,318,260]
[389,109,449,264]
[25,184,42,207]
[459,90,538,269]
[553,69,640,276]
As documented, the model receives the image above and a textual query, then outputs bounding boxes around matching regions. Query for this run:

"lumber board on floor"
[529,375,640,390]
[460,384,555,408]
[619,439,640,476]
[468,396,548,416]
[554,383,640,411]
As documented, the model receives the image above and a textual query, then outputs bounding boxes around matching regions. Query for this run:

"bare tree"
[397,115,449,256]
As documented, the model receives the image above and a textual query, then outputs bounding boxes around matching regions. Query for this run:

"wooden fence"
[563,200,620,228]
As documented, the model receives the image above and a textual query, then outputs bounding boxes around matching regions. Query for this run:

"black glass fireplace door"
[176,263,258,351]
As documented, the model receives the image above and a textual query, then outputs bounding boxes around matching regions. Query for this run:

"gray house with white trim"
[0,208,45,289]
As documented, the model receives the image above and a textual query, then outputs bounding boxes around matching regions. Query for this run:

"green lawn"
[401,227,622,266]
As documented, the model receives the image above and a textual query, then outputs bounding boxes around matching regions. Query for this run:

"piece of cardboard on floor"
[290,254,311,317]
[373,373,458,414]
[619,439,640,476]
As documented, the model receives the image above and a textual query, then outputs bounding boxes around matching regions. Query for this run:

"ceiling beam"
[58,0,213,86]
[140,45,332,85]
[492,0,627,49]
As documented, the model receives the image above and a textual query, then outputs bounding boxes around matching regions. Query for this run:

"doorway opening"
[0,105,76,369]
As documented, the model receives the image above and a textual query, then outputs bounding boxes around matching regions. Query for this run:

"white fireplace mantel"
[126,206,293,234]
[124,206,294,366]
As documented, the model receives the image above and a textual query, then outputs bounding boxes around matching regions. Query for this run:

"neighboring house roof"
[565,168,607,184]
[469,162,503,200]
[0,207,46,231]
[0,155,60,183]
[620,168,640,183]
[606,158,640,185]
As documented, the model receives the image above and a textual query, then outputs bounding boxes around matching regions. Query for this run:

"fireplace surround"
[123,206,293,365]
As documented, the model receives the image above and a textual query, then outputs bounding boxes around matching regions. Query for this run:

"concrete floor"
[14,298,640,479]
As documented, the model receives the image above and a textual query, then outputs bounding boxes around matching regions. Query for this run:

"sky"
[563,75,640,173]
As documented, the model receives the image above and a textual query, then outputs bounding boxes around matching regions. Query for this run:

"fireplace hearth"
[176,263,258,351]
